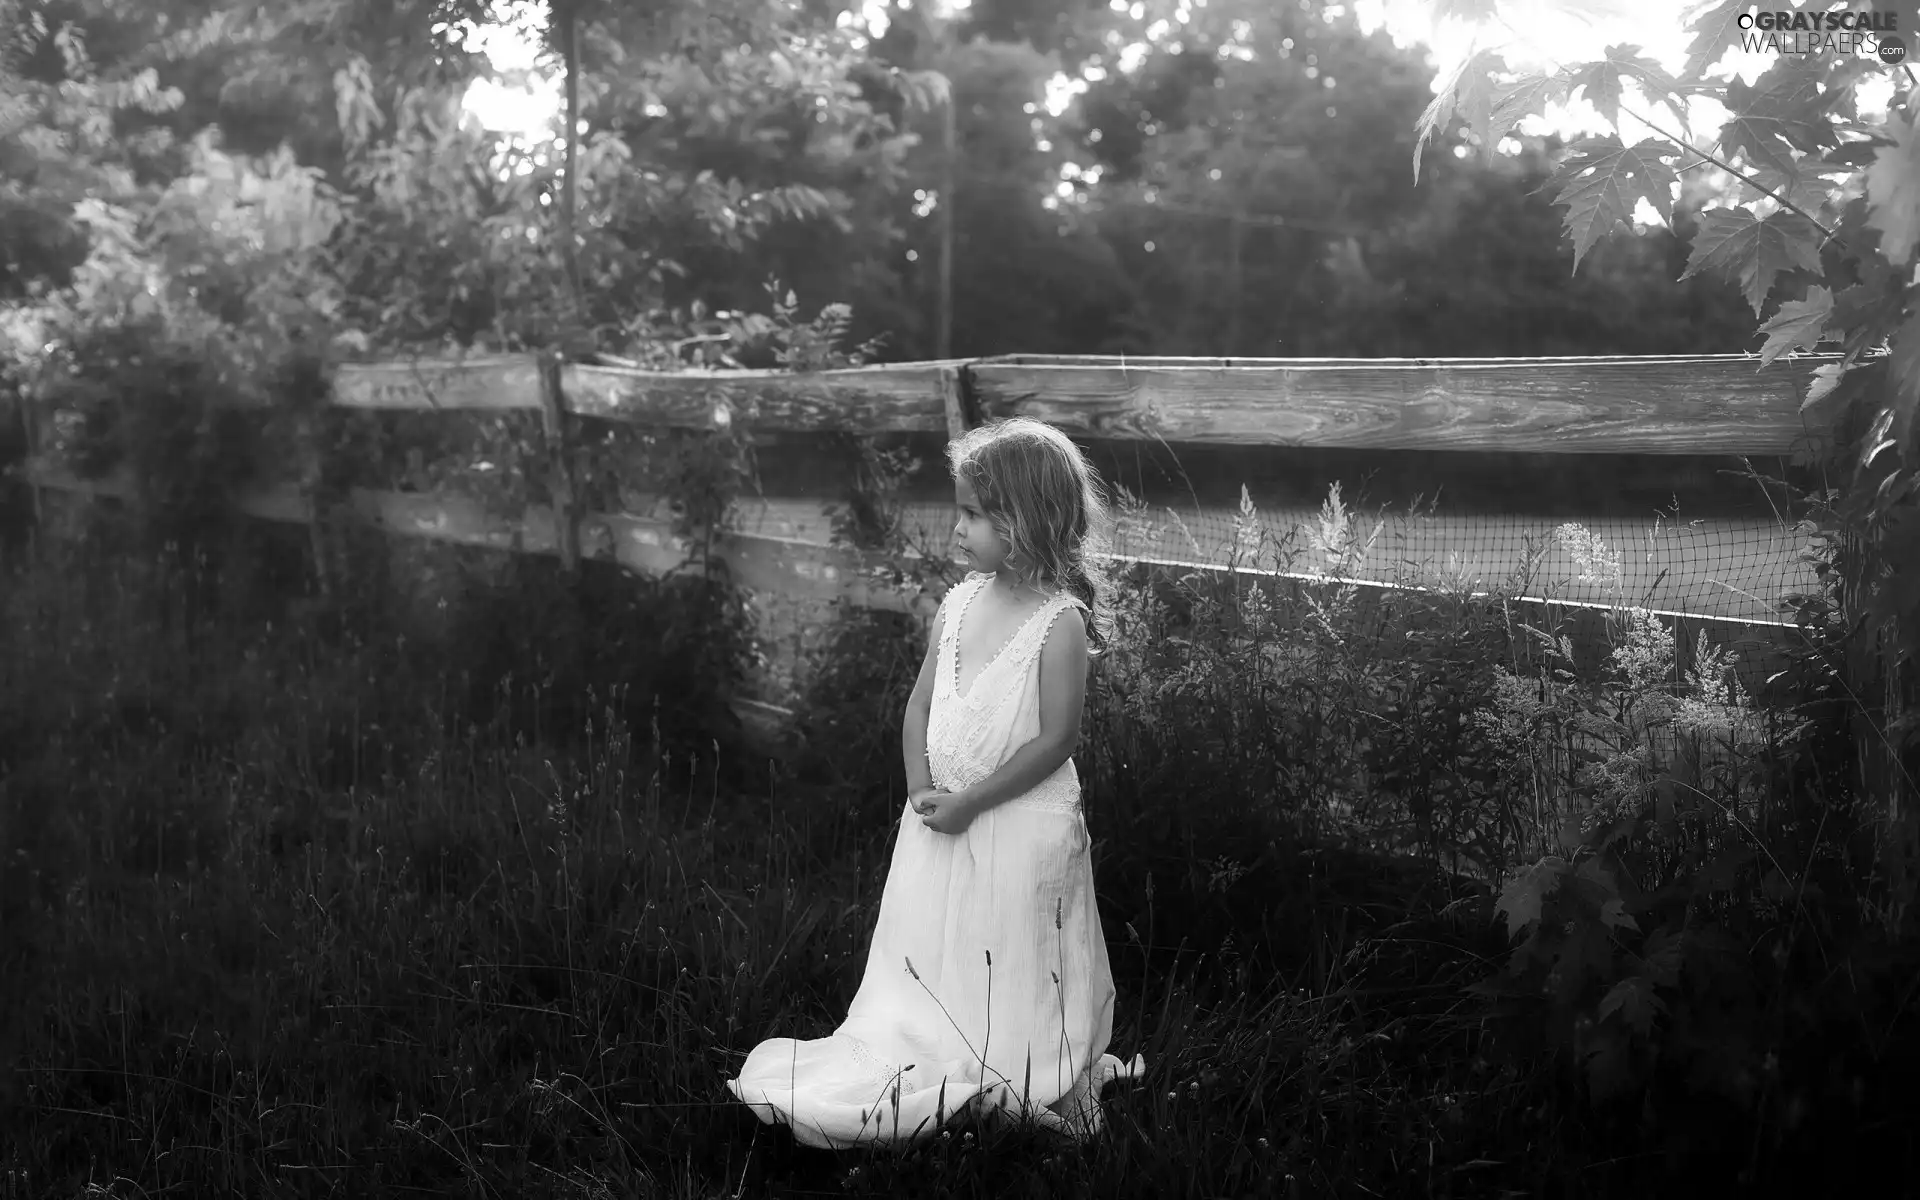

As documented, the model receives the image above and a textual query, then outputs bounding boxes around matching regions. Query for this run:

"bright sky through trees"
[457,5,559,139]
[457,0,1897,227]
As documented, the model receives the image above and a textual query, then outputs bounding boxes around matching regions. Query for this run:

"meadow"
[2,482,1914,1200]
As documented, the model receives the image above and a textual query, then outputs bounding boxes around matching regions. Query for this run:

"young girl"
[727,417,1142,1149]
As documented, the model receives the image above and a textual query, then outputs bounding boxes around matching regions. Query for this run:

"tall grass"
[0,486,1911,1198]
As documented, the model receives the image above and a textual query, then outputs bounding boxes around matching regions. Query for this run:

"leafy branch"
[1615,98,1842,247]
[1418,0,1920,1079]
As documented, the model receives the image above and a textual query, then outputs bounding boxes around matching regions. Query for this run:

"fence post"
[927,364,975,630]
[939,363,973,442]
[541,351,580,573]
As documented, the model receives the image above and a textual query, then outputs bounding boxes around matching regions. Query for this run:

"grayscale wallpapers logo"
[1735,8,1905,63]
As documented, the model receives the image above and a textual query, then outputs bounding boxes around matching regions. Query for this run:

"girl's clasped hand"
[908,785,973,834]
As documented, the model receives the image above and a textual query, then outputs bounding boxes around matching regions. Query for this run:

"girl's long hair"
[947,417,1114,655]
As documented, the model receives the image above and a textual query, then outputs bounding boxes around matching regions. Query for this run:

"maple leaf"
[1480,70,1568,164]
[1680,0,1750,82]
[1454,53,1503,160]
[1598,897,1638,934]
[1678,206,1827,314]
[1823,136,1897,170]
[1829,280,1902,361]
[1494,857,1566,940]
[1564,45,1681,131]
[1867,112,1920,264]
[1803,362,1849,418]
[1797,362,1889,451]
[1740,157,1847,218]
[1719,57,1845,177]
[1821,54,1883,123]
[1836,191,1898,265]
[1413,47,1507,184]
[1757,286,1835,365]
[1547,136,1679,269]
[1598,975,1667,1038]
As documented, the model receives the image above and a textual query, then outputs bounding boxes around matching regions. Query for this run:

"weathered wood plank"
[331,355,543,410]
[352,489,563,552]
[317,351,1855,456]
[20,464,924,611]
[967,355,1849,454]
[552,352,1855,452]
[358,490,942,615]
[976,352,1847,368]
[343,493,926,612]
[560,362,953,431]
[939,365,971,441]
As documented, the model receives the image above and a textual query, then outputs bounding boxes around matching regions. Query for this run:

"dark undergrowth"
[0,509,1916,1200]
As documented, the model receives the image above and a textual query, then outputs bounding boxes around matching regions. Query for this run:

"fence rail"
[18,349,1842,749]
[328,351,1839,453]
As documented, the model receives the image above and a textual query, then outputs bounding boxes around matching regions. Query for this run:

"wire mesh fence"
[828,490,1815,628]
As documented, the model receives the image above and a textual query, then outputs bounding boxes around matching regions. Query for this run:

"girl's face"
[952,476,1011,573]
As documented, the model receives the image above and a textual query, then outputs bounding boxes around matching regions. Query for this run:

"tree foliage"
[1417,0,1920,1052]
[2,0,1776,370]
[1044,0,1758,356]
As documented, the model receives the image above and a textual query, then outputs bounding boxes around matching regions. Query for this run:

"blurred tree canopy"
[0,0,1760,372]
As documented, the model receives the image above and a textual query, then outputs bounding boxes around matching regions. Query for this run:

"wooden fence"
[15,350,1842,749]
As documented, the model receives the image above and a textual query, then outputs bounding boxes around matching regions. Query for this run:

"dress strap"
[941,573,988,647]
[1009,589,1086,670]
[936,573,987,694]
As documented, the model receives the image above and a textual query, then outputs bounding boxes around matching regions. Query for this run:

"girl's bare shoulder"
[1042,599,1090,649]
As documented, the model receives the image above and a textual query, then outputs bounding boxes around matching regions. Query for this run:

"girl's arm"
[901,600,947,795]
[949,609,1088,817]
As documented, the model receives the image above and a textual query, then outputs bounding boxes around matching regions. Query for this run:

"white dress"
[727,571,1142,1148]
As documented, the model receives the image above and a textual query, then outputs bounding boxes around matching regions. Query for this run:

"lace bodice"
[924,572,1086,816]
